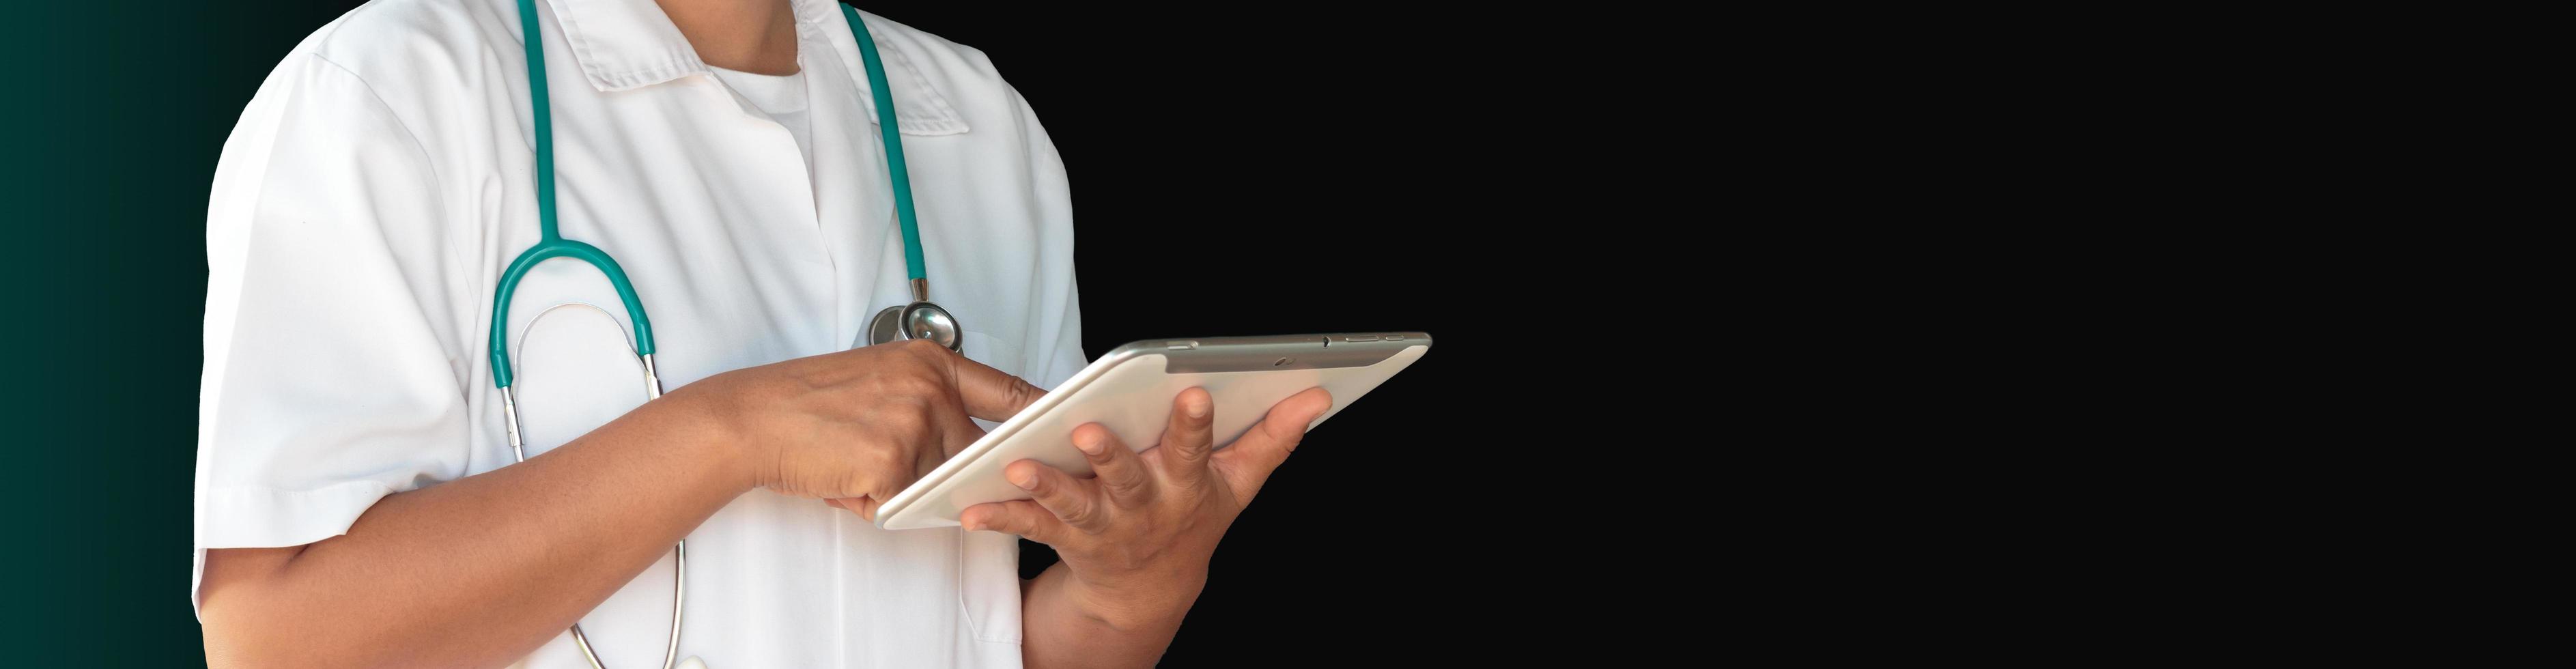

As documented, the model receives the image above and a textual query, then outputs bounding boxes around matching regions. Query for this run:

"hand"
[670,338,1045,521]
[959,386,1333,627]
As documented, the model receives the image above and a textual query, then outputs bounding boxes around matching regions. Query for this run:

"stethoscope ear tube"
[843,3,929,285]
[508,380,681,669]
[498,311,675,668]
[488,238,656,390]
[566,539,685,669]
[489,3,950,665]
[500,0,688,664]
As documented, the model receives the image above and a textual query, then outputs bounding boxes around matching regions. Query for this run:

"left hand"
[959,386,1334,626]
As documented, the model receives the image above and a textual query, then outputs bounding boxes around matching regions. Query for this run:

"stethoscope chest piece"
[494,2,949,665]
[866,279,962,352]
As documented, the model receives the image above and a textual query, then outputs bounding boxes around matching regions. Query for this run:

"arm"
[200,341,1045,669]
[1017,560,1201,668]
[199,388,746,669]
[969,387,1335,669]
[198,44,1049,668]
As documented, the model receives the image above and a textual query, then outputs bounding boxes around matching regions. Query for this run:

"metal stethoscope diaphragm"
[867,279,962,352]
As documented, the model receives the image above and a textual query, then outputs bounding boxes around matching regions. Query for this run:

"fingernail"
[962,518,981,532]
[1010,468,1038,489]
[1075,432,1104,455]
[1187,397,1211,419]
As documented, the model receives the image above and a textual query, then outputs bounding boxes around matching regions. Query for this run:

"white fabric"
[195,0,1084,666]
[707,63,816,204]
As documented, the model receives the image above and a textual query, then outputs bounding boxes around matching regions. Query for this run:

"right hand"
[669,337,1046,521]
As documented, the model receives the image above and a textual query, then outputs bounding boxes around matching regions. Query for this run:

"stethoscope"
[491,2,958,667]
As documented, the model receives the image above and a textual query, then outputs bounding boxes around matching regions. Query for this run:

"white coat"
[195,0,1082,666]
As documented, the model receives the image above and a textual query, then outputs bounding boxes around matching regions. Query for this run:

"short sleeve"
[193,53,470,614]
[1033,268,1085,392]
[996,72,1086,393]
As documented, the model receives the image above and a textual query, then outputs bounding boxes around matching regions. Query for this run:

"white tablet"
[874,332,1433,530]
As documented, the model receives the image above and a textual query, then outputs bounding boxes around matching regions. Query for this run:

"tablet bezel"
[871,332,1430,529]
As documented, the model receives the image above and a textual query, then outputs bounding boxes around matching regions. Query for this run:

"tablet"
[874,332,1433,530]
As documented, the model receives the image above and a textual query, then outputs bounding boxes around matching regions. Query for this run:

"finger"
[859,468,912,524]
[943,349,1049,423]
[939,410,989,461]
[961,500,1073,545]
[824,496,876,522]
[1071,423,1152,508]
[1009,458,1108,534]
[1159,388,1219,476]
[1211,387,1334,499]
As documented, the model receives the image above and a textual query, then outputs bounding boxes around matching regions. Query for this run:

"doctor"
[193,0,1333,667]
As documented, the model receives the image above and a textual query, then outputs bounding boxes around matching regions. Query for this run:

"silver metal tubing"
[641,353,665,400]
[519,355,685,668]
[501,385,527,463]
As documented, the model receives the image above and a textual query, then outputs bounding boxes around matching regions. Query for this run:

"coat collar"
[539,0,967,134]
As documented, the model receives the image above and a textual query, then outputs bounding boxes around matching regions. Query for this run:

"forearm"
[198,390,750,669]
[1020,561,1205,669]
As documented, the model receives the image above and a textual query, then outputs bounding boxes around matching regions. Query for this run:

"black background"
[0,1,1573,665]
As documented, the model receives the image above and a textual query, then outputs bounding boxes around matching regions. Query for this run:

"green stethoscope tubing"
[845,3,930,285]
[488,0,927,390]
[489,3,924,667]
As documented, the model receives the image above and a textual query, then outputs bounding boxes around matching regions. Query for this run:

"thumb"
[1213,387,1334,500]
[948,352,1047,423]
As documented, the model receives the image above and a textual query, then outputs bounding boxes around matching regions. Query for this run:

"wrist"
[656,382,763,494]
[1063,563,1208,632]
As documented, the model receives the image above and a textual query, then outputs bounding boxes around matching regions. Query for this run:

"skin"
[659,0,800,75]
[963,386,1335,669]
[199,339,1043,668]
[202,2,1335,667]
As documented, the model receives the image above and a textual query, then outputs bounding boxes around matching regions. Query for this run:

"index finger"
[942,347,1047,422]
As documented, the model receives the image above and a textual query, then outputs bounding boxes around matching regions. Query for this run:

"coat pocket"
[954,328,1026,644]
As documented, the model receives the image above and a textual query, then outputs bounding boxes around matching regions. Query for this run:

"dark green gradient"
[0,2,380,664]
